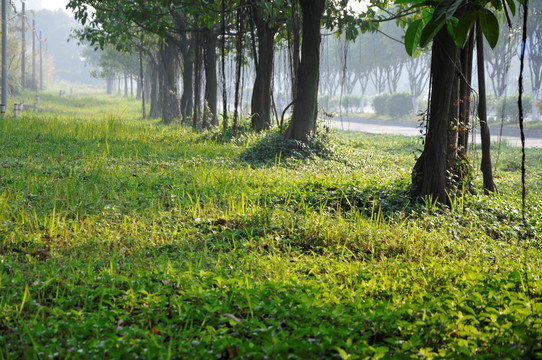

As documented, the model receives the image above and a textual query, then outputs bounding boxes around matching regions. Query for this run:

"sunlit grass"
[0,91,540,359]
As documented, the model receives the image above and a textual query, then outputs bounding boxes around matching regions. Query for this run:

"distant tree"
[34,9,90,84]
[405,51,430,114]
[83,45,139,95]
[349,37,372,113]
[320,35,343,104]
[485,16,521,102]
[527,1,542,120]
[368,33,388,94]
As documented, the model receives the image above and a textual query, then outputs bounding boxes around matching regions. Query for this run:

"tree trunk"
[290,5,301,109]
[124,73,128,97]
[106,76,114,95]
[203,27,218,127]
[411,27,460,204]
[233,3,245,130]
[476,21,495,194]
[251,7,276,131]
[139,48,146,119]
[149,59,161,119]
[285,0,325,142]
[180,35,194,124]
[161,37,181,125]
[193,31,203,129]
[457,31,475,155]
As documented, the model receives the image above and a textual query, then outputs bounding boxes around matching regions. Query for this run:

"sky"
[25,0,70,13]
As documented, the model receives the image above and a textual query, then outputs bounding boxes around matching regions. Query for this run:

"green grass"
[0,93,541,359]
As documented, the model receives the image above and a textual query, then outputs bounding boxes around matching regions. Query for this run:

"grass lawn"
[0,92,541,359]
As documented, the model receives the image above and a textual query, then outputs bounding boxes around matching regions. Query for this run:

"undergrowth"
[0,94,541,359]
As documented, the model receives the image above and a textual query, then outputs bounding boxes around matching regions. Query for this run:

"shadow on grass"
[272,178,414,220]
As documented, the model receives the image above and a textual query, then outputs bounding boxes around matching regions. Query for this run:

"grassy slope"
[0,93,541,359]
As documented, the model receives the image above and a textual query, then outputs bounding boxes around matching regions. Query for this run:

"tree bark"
[139,48,146,119]
[193,31,203,129]
[161,37,181,125]
[179,34,194,124]
[411,27,460,204]
[476,21,495,194]
[251,5,276,131]
[457,31,475,155]
[285,0,325,142]
[203,27,218,127]
[149,58,161,119]
[446,70,459,178]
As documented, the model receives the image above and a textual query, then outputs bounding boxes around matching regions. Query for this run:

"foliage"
[372,93,391,116]
[488,94,533,122]
[373,92,414,118]
[239,128,337,167]
[401,0,524,56]
[0,94,541,359]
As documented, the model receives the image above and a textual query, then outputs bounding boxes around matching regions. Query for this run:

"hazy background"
[25,0,70,13]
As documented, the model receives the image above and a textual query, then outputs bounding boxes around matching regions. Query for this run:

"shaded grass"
[0,94,541,359]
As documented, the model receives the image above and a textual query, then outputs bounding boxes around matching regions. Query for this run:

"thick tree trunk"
[477,21,495,194]
[149,59,161,119]
[251,9,276,131]
[411,27,460,204]
[285,0,325,142]
[161,38,181,125]
[203,27,218,127]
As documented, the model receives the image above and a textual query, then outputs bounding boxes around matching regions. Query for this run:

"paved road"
[329,116,542,148]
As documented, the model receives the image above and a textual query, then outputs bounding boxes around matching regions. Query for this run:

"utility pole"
[39,31,42,91]
[21,2,25,89]
[32,19,35,91]
[2,0,7,118]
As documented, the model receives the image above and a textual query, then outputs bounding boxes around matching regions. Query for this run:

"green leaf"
[446,16,459,40]
[394,0,427,3]
[420,17,446,47]
[404,19,424,56]
[422,9,433,24]
[505,0,516,16]
[454,10,479,48]
[490,0,502,10]
[433,0,463,21]
[479,8,500,48]
[335,347,348,360]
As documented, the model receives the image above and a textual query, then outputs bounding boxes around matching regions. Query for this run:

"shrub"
[387,92,414,117]
[372,92,414,118]
[341,94,362,112]
[489,94,532,122]
[372,93,390,116]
